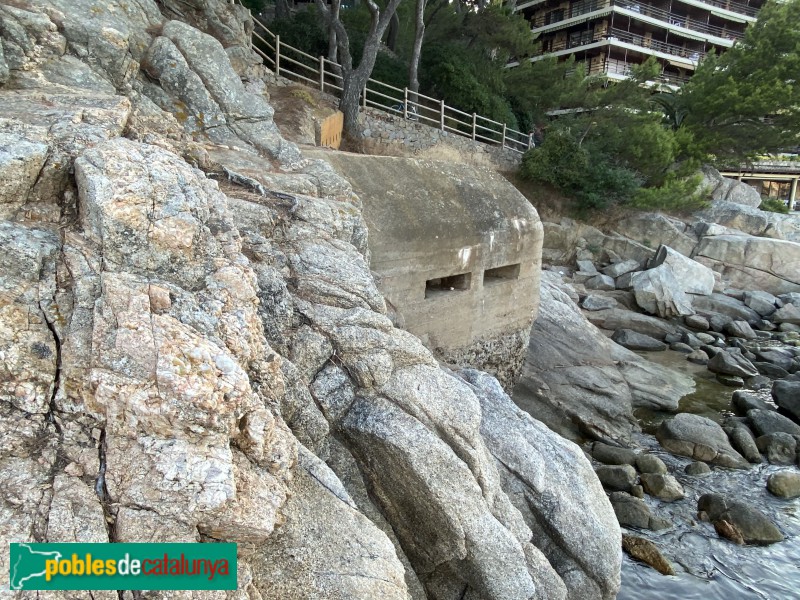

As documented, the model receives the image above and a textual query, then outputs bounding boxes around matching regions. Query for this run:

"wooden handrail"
[234,0,533,154]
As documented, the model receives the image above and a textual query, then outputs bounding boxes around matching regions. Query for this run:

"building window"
[425,272,472,298]
[545,8,565,24]
[484,264,521,285]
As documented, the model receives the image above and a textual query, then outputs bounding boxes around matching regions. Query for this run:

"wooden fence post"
[319,56,324,91]
[275,35,280,77]
[440,99,445,132]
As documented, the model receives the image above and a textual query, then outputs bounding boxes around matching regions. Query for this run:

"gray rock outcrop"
[693,235,800,295]
[0,2,623,598]
[514,272,694,444]
[699,165,762,208]
[648,244,715,296]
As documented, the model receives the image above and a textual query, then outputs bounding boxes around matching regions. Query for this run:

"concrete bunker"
[307,151,543,388]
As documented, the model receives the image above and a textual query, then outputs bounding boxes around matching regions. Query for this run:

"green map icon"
[9,543,63,590]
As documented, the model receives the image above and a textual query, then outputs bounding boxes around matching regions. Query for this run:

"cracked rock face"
[0,1,622,599]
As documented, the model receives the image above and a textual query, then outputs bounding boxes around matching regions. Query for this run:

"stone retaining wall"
[263,72,524,171]
[356,107,523,172]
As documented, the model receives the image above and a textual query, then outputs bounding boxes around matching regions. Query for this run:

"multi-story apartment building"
[514,0,763,87]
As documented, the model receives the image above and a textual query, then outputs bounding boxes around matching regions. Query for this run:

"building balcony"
[586,57,691,84]
[531,0,747,42]
[679,0,759,19]
[606,27,706,59]
[534,27,707,65]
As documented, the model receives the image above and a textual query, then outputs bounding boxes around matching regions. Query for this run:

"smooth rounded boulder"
[767,471,800,499]
[657,413,748,468]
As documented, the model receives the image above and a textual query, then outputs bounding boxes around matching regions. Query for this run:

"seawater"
[619,351,800,599]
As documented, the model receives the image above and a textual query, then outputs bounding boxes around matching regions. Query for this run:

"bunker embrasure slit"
[425,272,472,298]
[483,263,521,285]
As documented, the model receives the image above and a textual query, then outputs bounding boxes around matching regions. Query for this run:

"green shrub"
[760,197,790,214]
[630,173,708,213]
[520,131,640,210]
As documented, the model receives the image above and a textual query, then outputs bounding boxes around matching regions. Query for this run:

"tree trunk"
[339,76,364,135]
[327,0,340,64]
[408,0,426,98]
[386,12,399,52]
[275,0,292,21]
[315,0,405,138]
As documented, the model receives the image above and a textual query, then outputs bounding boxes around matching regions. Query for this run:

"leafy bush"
[520,130,641,210]
[630,173,708,213]
[760,197,790,214]
[520,130,587,194]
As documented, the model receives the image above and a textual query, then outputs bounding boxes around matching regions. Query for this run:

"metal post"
[362,85,367,108]
[319,56,325,91]
[472,113,477,141]
[501,124,506,149]
[403,87,408,120]
[440,99,445,132]
[275,35,280,76]
[790,177,798,209]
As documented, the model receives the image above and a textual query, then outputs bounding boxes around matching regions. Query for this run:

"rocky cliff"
[542,168,800,295]
[0,1,621,599]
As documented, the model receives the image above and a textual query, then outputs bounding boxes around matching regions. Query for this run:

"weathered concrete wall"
[308,150,542,387]
[355,107,523,172]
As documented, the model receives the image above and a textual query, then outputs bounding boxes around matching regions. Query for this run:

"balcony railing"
[616,0,744,39]
[536,26,707,61]
[532,0,746,40]
[589,57,691,83]
[531,0,607,28]
[606,26,707,60]
[691,0,759,18]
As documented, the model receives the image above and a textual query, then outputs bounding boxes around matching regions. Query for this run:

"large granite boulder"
[698,493,784,545]
[767,471,800,499]
[648,244,715,296]
[707,350,759,378]
[772,380,800,423]
[631,266,695,318]
[748,409,800,437]
[585,307,678,339]
[693,235,800,296]
[692,293,762,325]
[514,272,693,445]
[656,413,748,468]
[611,329,667,351]
[699,165,762,208]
